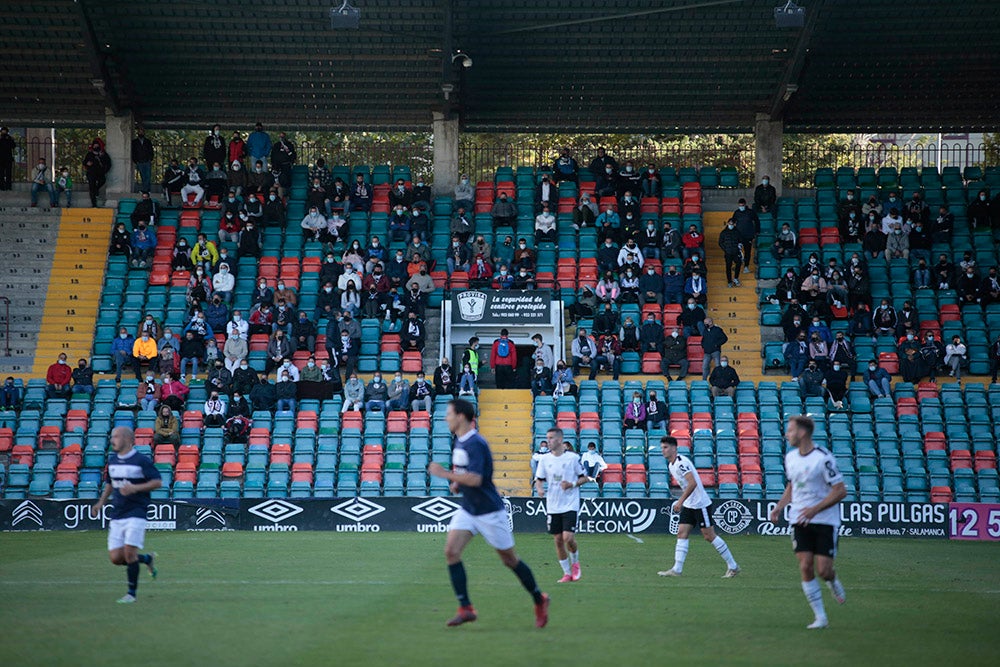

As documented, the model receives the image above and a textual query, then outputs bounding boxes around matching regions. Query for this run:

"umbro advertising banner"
[1,498,948,538]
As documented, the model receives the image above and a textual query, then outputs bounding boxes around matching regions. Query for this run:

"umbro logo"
[330,497,386,523]
[248,499,303,524]
[410,498,460,522]
[11,500,43,527]
[195,507,228,526]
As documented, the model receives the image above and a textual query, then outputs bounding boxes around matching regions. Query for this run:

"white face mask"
[720,361,728,367]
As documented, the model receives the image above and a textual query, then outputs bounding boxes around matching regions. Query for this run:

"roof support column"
[754,113,783,196]
[433,111,459,197]
[104,108,134,201]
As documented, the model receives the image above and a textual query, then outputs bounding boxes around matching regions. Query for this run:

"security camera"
[452,52,472,69]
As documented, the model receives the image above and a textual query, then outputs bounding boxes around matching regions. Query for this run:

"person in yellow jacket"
[190,232,220,274]
[132,331,159,380]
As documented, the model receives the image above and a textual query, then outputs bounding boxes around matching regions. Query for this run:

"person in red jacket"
[46,353,73,398]
[490,328,518,389]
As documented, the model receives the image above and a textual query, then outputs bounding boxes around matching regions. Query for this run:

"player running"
[769,415,848,629]
[657,436,740,578]
[428,399,550,628]
[91,426,162,603]
[533,427,588,583]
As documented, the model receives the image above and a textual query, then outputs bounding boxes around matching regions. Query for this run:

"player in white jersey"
[657,436,740,578]
[533,428,589,583]
[769,415,848,629]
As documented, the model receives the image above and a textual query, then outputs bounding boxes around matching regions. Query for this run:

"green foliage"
[985,133,1000,166]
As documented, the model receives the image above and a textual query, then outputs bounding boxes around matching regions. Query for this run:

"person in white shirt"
[227,311,248,341]
[580,442,608,481]
[657,436,740,580]
[769,415,848,629]
[530,441,549,478]
[533,428,588,583]
[944,336,967,380]
[203,391,226,428]
[277,358,299,382]
[534,203,557,244]
[212,263,235,303]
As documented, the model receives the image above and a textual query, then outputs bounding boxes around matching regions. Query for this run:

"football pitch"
[1,532,997,666]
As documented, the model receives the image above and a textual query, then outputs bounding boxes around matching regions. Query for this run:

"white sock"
[826,577,845,599]
[559,559,571,575]
[673,538,690,573]
[802,579,827,621]
[711,536,738,569]
[569,549,579,565]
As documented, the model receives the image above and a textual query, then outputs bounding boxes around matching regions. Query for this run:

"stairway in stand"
[31,208,114,376]
[701,211,765,383]
[475,389,534,496]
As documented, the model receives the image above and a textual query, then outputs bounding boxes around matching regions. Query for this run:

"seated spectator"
[469,254,494,288]
[110,221,132,259]
[639,220,661,260]
[596,237,620,274]
[387,205,411,242]
[683,254,706,279]
[299,355,322,383]
[536,174,557,212]
[135,373,160,412]
[365,373,389,412]
[512,239,536,273]
[300,206,326,242]
[785,333,808,380]
[772,223,798,259]
[111,328,136,381]
[872,299,897,337]
[180,159,206,205]
[662,327,689,381]
[451,207,473,243]
[275,357,299,383]
[204,391,226,428]
[581,442,608,482]
[863,220,886,259]
[340,282,362,318]
[593,333,622,380]
[513,266,535,290]
[409,372,434,412]
[552,148,578,183]
[491,192,517,232]
[387,372,410,411]
[596,272,620,304]
[178,330,205,380]
[292,312,316,352]
[709,355,739,398]
[207,358,232,396]
[458,363,479,397]
[161,158,185,205]
[250,372,276,412]
[863,360,892,398]
[550,360,574,398]
[798,361,826,398]
[446,235,471,275]
[678,298,707,338]
[1,377,21,412]
[596,206,621,244]
[886,221,909,259]
[226,389,251,419]
[492,264,515,290]
[128,221,156,269]
[71,359,94,395]
[403,311,426,352]
[534,203,557,244]
[29,157,57,207]
[157,327,179,374]
[530,357,553,397]
[573,193,598,230]
[275,370,297,413]
[681,225,703,259]
[684,270,707,306]
[263,189,286,227]
[348,174,372,212]
[434,358,456,396]
[645,390,667,430]
[619,316,640,352]
[571,329,598,378]
[593,302,619,337]
[660,265,683,305]
[153,404,180,447]
[453,174,474,210]
[624,391,647,430]
[945,336,968,380]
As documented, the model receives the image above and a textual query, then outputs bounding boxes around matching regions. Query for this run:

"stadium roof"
[4,0,1000,133]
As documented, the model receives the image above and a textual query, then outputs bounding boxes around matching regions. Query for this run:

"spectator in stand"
[552,147,579,183]
[30,157,57,208]
[840,210,863,244]
[596,271,620,304]
[153,405,180,447]
[719,218,744,288]
[639,311,664,353]
[412,179,432,210]
[799,361,826,398]
[678,298,707,338]
[658,221,680,260]
[571,329,597,378]
[179,330,205,380]
[982,267,1000,306]
[581,442,607,482]
[68,358,94,395]
[945,336,968,381]
[446,235,472,276]
[270,132,297,192]
[596,205,621,244]
[301,205,326,242]
[534,203,557,244]
[638,219,661,260]
[512,238,536,273]
[593,333,622,380]
[886,221,909,259]
[684,270,708,306]
[784,332,808,381]
[349,173,373,213]
[469,254,494,288]
[549,360,573,398]
[491,329,518,388]
[573,193,598,230]
[753,175,776,214]
[662,327,689,380]
[458,362,479,397]
[325,176,349,215]
[330,328,359,380]
[589,147,618,177]
[204,162,229,202]
[624,391,647,430]
[190,232,219,274]
[340,281,361,317]
[433,358,456,396]
[619,316,640,351]
[264,330,293,375]
[683,253,706,279]
[771,223,798,259]
[219,208,242,244]
[637,265,663,307]
[403,311,425,352]
[873,299,898,337]
[530,357,553,397]
[660,265,683,305]
[129,220,156,269]
[82,141,111,207]
[300,356,323,383]
[700,318,728,380]
[388,204,411,242]
[513,265,535,290]
[364,373,388,412]
[617,164,641,199]
[202,125,226,169]
[933,205,954,244]
[110,221,132,260]
[135,373,160,412]
[709,355,739,398]
[250,372,277,412]
[111,327,136,382]
[863,360,891,398]
[275,370,297,413]
[453,174,474,211]
[52,166,72,207]
[409,372,434,412]
[732,199,759,271]
[646,390,668,430]
[384,178,411,210]
[228,160,246,198]
[293,312,316,352]
[132,327,159,380]
[207,357,232,397]
[203,391,226,428]
[231,360,258,398]
[897,331,922,383]
[386,372,410,412]
[450,207,473,244]
[342,373,365,413]
[808,332,830,372]
[536,174,558,213]
[894,301,920,339]
[160,372,190,412]
[263,189,286,228]
[639,163,661,198]
[157,158,183,206]
[593,302,619,337]
[681,225,703,260]
[491,264,514,290]
[246,123,272,170]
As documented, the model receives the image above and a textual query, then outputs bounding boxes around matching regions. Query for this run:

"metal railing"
[0,296,11,357]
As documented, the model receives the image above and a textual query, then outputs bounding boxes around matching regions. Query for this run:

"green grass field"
[1,532,997,666]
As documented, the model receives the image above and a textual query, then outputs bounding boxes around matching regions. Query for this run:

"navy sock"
[137,553,151,565]
[511,560,543,604]
[448,562,471,607]
[127,561,140,596]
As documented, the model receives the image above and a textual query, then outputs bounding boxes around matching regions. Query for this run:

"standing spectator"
[153,405,180,447]
[708,356,740,398]
[863,360,891,398]
[552,147,578,183]
[246,123,272,170]
[81,141,111,207]
[732,199,759,271]
[0,127,14,191]
[434,358,456,396]
[491,328,518,388]
[30,157,57,207]
[536,174,558,212]
[945,336,967,381]
[202,125,226,169]
[589,147,618,177]
[753,176,776,214]
[700,318,728,380]
[624,391,647,430]
[228,132,246,169]
[387,372,411,412]
[718,218,743,288]
[1,377,20,411]
[71,359,94,395]
[275,371,297,413]
[531,334,554,370]
[530,358,553,397]
[131,126,153,192]
[409,372,434,412]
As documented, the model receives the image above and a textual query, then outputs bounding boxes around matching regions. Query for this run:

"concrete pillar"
[104,108,134,196]
[432,111,460,197]
[754,113,783,195]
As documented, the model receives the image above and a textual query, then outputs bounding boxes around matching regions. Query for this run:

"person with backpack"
[490,329,518,388]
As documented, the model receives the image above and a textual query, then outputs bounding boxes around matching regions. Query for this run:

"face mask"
[120,333,127,339]
[869,365,877,371]
[461,179,469,185]
[671,331,679,338]
[605,168,612,174]
[687,304,696,310]
[981,195,987,201]
[519,243,527,249]
[269,195,276,201]
[738,206,746,212]
[763,179,769,185]
[519,272,527,277]
[727,224,735,229]
[720,361,728,367]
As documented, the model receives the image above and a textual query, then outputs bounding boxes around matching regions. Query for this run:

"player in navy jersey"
[92,426,162,603]
[428,398,550,628]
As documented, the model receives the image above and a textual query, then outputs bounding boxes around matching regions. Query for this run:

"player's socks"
[126,561,140,597]
[568,549,579,565]
[673,538,689,573]
[801,579,827,624]
[448,562,471,607]
[137,554,151,564]
[826,577,846,604]
[558,559,571,576]
[711,536,738,569]
[511,560,544,604]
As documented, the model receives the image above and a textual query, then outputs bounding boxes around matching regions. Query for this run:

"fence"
[7,137,992,192]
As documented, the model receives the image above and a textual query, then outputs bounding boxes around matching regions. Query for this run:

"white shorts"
[108,517,147,551]
[449,508,515,551]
